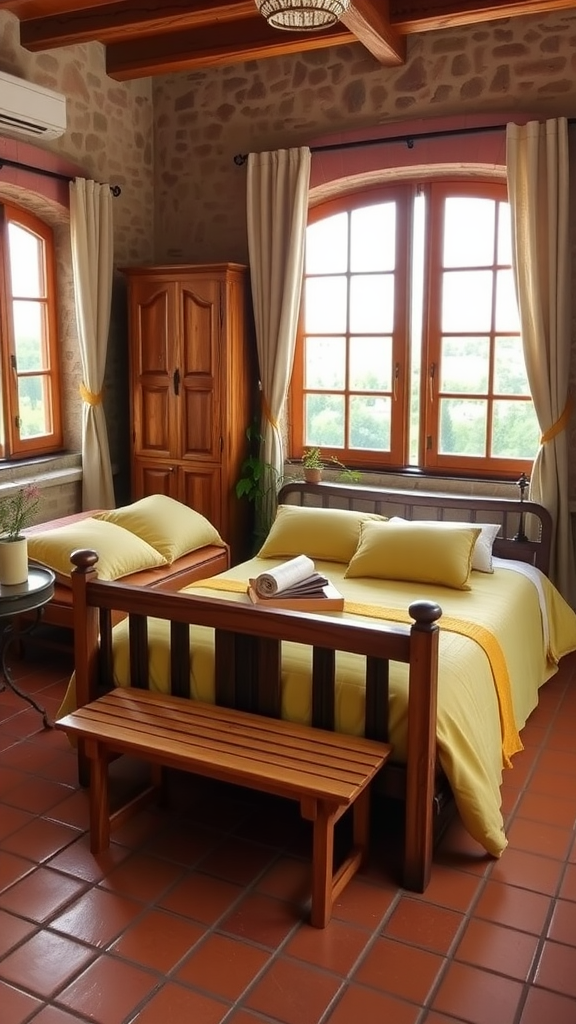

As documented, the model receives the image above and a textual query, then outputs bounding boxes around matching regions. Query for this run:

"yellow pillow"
[27,518,168,583]
[94,495,225,564]
[257,504,388,564]
[344,520,481,589]
[390,517,501,573]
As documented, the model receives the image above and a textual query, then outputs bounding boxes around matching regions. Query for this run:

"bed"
[62,481,576,891]
[21,496,230,639]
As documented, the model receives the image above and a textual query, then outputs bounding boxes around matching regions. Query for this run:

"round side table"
[0,562,55,728]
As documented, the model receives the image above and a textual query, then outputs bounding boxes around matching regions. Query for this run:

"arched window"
[0,203,62,458]
[290,177,538,479]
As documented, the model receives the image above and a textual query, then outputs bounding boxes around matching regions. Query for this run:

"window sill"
[0,453,82,525]
[283,465,519,501]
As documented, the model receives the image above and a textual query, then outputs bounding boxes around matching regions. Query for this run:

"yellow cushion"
[390,517,501,573]
[257,504,388,564]
[344,520,481,589]
[94,495,225,564]
[27,517,168,583]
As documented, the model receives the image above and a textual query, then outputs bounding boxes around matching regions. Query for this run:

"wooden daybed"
[61,481,576,893]
[22,508,230,638]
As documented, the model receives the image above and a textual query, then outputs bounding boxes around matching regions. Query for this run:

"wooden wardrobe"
[123,263,255,564]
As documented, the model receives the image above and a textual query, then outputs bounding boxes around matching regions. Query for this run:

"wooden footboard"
[70,548,441,893]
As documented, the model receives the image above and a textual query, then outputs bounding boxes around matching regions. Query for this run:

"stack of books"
[247,554,344,610]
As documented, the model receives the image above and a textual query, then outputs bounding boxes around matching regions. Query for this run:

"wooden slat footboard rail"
[70,549,442,892]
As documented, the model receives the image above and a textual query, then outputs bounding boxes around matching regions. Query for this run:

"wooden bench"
[57,687,392,928]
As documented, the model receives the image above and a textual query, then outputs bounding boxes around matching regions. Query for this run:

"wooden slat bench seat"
[57,687,392,928]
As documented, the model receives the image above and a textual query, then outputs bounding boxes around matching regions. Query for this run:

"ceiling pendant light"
[254,0,350,32]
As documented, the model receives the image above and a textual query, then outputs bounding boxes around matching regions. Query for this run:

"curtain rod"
[0,156,121,195]
[233,119,576,165]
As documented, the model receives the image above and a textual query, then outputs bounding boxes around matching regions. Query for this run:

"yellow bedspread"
[76,556,576,860]
[191,576,522,768]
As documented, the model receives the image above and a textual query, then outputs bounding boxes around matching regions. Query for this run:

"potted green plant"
[0,484,41,585]
[302,447,323,483]
[326,455,361,484]
[302,448,361,484]
[236,421,282,548]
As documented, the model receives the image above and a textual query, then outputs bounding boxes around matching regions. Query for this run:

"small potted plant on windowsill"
[302,448,361,485]
[302,447,324,483]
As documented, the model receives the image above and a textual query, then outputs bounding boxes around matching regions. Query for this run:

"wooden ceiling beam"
[4,0,576,81]
[104,17,353,81]
[343,0,406,66]
[13,1,257,50]
[390,0,576,33]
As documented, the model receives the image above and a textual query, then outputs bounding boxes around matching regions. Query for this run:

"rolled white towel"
[253,554,315,598]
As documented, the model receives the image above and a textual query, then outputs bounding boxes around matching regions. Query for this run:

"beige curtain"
[69,178,115,510]
[506,118,576,605]
[246,147,311,531]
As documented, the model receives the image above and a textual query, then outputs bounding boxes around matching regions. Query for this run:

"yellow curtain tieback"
[79,384,103,406]
[261,394,278,430]
[540,394,574,444]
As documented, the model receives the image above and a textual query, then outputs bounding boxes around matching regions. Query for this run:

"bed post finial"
[513,473,529,542]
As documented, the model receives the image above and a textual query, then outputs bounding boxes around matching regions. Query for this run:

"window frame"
[422,178,534,478]
[0,203,62,459]
[290,176,535,481]
[291,185,412,470]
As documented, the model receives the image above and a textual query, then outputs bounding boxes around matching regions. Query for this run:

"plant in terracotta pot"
[302,449,361,484]
[0,485,41,585]
[302,447,324,483]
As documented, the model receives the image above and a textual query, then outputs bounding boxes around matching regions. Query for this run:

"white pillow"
[390,517,501,573]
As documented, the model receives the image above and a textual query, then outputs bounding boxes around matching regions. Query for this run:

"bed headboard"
[277,481,553,576]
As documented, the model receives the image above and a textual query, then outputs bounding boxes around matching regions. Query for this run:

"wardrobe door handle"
[173,368,180,396]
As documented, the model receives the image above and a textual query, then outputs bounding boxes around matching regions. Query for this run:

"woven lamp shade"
[254,0,350,31]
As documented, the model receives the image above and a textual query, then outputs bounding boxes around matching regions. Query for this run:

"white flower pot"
[0,537,28,586]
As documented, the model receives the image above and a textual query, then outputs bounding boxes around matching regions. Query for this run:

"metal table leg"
[0,609,52,728]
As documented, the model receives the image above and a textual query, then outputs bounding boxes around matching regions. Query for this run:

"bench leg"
[86,741,110,854]
[77,740,90,789]
[310,801,338,929]
[352,786,371,856]
[305,789,373,929]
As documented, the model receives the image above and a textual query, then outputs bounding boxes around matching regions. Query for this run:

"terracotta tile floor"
[1,645,576,1024]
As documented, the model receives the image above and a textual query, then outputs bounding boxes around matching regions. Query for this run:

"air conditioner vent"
[0,71,66,140]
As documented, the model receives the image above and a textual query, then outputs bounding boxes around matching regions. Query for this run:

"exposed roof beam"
[105,16,352,81]
[14,1,256,50]
[3,0,576,81]
[390,0,576,33]
[343,0,406,66]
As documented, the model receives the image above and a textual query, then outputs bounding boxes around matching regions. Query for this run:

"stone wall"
[0,11,155,510]
[152,9,576,266]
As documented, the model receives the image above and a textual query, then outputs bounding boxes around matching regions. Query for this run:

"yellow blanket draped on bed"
[187,576,522,767]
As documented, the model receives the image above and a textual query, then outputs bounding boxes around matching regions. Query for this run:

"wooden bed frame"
[67,481,553,892]
[21,511,230,640]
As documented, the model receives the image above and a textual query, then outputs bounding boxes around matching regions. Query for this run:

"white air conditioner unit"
[0,70,66,140]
